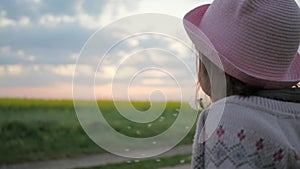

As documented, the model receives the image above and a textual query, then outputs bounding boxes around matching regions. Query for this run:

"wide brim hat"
[183,1,300,89]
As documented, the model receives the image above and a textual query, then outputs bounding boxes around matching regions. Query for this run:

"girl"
[183,0,300,168]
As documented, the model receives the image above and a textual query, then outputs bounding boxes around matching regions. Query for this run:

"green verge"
[76,154,191,169]
[0,98,200,164]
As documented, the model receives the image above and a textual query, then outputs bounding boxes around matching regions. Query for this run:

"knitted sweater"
[192,96,300,169]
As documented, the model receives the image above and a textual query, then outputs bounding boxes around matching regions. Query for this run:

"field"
[0,98,199,165]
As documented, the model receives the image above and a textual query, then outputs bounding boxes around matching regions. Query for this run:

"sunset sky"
[0,0,299,101]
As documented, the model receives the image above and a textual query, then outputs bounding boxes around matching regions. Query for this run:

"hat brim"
[183,4,300,89]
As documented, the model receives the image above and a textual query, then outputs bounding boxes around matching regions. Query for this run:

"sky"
[0,0,215,101]
[0,0,299,101]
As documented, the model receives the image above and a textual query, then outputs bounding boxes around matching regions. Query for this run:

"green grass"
[77,154,191,169]
[0,98,199,164]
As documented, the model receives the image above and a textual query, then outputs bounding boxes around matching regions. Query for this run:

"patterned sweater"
[192,96,300,169]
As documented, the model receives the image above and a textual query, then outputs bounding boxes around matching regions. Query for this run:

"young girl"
[183,0,300,168]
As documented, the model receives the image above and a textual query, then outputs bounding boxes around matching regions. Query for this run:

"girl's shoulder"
[208,95,300,125]
[193,96,300,168]
[194,119,300,169]
[204,95,300,146]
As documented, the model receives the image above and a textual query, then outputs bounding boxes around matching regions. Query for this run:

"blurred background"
[0,0,214,169]
[0,0,213,100]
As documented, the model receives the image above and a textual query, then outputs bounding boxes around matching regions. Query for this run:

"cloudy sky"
[1,0,299,101]
[0,0,216,101]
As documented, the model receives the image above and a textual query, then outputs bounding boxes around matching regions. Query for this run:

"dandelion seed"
[159,116,165,122]
[136,130,141,135]
[148,123,152,127]
[156,159,161,162]
[126,161,131,163]
[134,160,140,163]
[180,159,185,164]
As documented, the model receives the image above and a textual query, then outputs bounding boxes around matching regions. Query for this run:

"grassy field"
[0,98,199,164]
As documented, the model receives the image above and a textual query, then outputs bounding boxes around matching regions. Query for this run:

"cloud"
[96,65,136,80]
[76,13,102,30]
[0,11,16,27]
[127,38,139,47]
[75,64,94,76]
[0,46,36,63]
[38,13,102,30]
[0,64,94,90]
[0,0,140,29]
[0,11,32,27]
[0,0,78,21]
[168,40,190,58]
[142,79,165,85]
[69,53,78,60]
[141,70,168,78]
[16,50,36,61]
[0,64,94,77]
[0,26,93,64]
[39,14,76,27]
[100,66,116,78]
[44,64,75,77]
[6,64,23,75]
[19,16,31,26]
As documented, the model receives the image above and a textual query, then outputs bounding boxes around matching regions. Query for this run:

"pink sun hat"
[183,0,300,89]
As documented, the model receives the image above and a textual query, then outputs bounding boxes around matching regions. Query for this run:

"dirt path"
[0,145,192,169]
[158,164,191,169]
